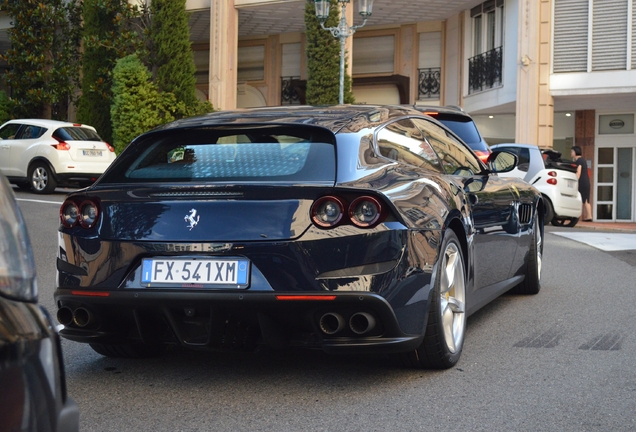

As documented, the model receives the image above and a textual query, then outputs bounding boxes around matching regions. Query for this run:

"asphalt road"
[15,188,636,432]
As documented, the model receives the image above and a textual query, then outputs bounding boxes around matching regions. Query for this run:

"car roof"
[2,119,95,130]
[152,105,425,134]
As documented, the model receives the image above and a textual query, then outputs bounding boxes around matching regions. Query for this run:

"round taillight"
[349,196,381,227]
[60,202,79,228]
[79,201,99,228]
[547,178,557,185]
[311,196,344,228]
[548,171,557,177]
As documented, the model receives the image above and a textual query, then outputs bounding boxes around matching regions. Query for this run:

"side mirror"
[487,150,518,173]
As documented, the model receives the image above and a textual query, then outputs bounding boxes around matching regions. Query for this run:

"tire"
[510,214,542,295]
[28,161,57,194]
[552,217,579,228]
[89,343,167,359]
[400,230,466,369]
[543,198,554,226]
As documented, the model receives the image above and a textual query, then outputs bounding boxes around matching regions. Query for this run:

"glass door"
[596,147,635,221]
[616,148,633,220]
[596,148,614,220]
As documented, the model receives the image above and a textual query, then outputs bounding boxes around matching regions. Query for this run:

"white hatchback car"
[491,143,582,227]
[0,119,116,194]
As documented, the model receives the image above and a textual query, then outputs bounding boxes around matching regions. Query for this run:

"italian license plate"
[82,149,103,157]
[141,258,250,288]
[566,179,575,188]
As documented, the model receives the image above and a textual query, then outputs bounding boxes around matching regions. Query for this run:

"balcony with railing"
[417,67,441,100]
[468,46,502,94]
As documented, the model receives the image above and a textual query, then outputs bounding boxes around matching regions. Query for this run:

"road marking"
[16,198,63,205]
[552,232,636,251]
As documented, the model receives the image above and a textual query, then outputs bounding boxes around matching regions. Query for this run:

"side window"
[375,119,443,173]
[412,117,481,177]
[0,124,22,140]
[21,125,46,139]
[498,147,529,172]
[517,148,530,172]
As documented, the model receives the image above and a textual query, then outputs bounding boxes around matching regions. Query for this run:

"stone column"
[515,0,554,146]
[209,0,238,110]
[537,0,554,147]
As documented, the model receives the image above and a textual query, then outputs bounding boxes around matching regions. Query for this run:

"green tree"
[110,54,176,153]
[77,0,142,143]
[304,0,354,105]
[148,0,212,116]
[151,0,196,106]
[1,0,82,119]
[0,91,11,124]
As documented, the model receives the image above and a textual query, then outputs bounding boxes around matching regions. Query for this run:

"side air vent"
[518,203,532,225]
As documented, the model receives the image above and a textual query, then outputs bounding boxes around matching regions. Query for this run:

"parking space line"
[16,198,63,205]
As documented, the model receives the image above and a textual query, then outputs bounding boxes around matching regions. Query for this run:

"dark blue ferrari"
[55,105,543,369]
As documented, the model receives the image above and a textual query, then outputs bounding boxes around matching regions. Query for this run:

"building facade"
[0,0,635,222]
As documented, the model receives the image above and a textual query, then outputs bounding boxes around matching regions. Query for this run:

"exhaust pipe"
[319,312,345,335]
[56,307,74,326]
[349,312,376,335]
[73,307,96,328]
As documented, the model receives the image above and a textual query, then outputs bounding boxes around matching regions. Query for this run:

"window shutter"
[632,1,636,69]
[553,0,588,73]
[419,32,442,69]
[281,43,301,77]
[592,0,628,71]
[353,35,395,75]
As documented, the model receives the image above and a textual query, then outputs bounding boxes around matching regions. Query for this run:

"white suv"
[491,143,582,227]
[0,119,116,194]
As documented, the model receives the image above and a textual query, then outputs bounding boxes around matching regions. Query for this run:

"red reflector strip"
[276,295,337,301]
[71,290,110,297]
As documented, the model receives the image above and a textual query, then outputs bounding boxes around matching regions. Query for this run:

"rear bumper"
[55,289,426,354]
[552,193,582,218]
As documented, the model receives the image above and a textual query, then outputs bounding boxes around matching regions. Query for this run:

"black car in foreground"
[0,174,79,431]
[55,105,543,369]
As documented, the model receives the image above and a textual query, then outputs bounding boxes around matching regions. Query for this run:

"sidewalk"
[575,220,636,232]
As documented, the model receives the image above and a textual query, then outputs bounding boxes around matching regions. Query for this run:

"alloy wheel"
[439,242,466,354]
[31,166,49,191]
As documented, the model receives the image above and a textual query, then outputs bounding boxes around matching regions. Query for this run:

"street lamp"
[314,0,374,104]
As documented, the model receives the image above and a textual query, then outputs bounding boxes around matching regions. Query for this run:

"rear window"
[434,117,482,145]
[99,126,337,184]
[53,127,102,142]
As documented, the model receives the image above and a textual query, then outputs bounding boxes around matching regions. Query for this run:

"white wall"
[473,114,515,142]
[473,111,575,144]
[551,70,636,96]
[553,112,575,140]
